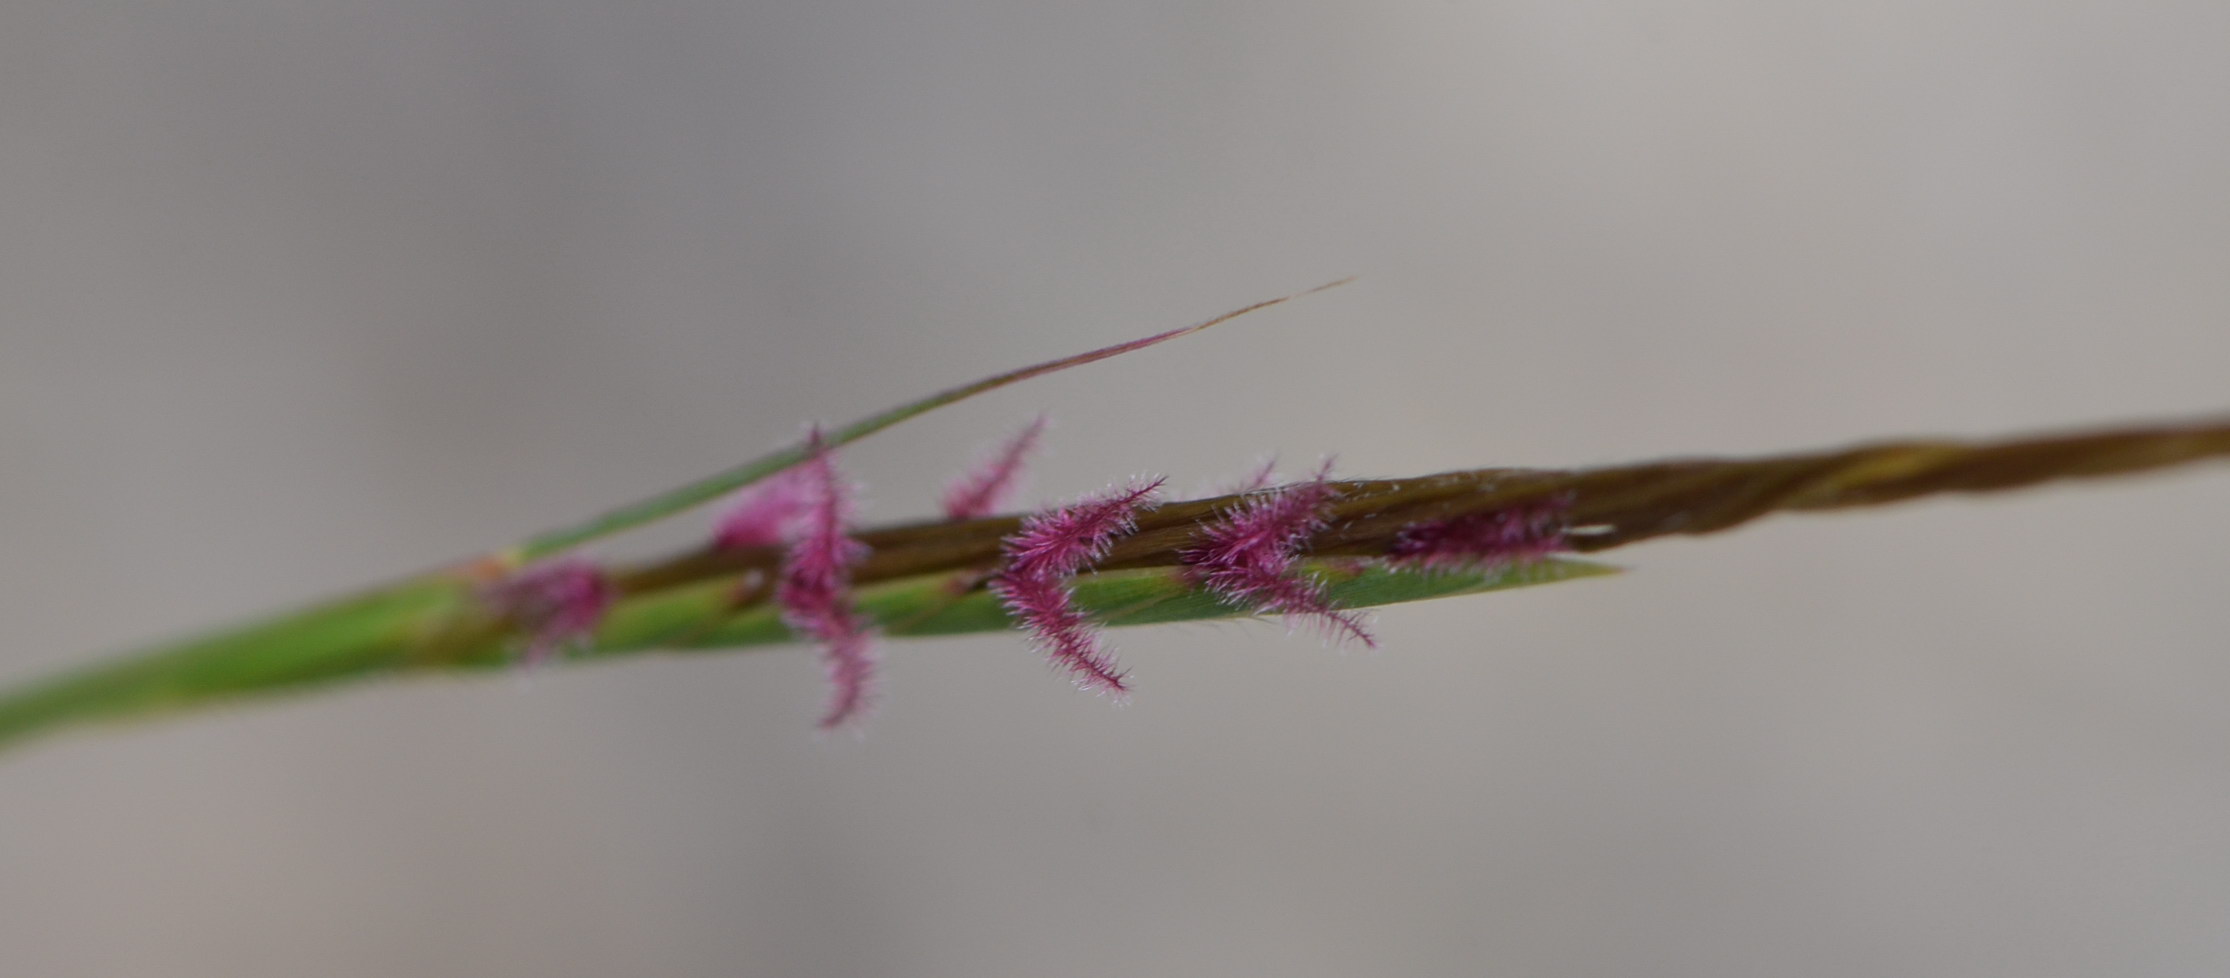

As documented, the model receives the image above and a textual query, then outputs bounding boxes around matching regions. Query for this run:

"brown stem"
[616,415,2230,599]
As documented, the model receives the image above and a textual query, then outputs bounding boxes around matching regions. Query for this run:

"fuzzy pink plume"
[772,430,878,729]
[991,476,1166,695]
[941,416,1047,521]
[713,466,815,550]
[1227,456,1281,494]
[1387,496,1571,570]
[1181,462,1375,647]
[483,557,616,665]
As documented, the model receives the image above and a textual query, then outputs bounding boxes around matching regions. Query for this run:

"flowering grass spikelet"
[941,416,1047,521]
[775,429,878,729]
[1388,497,1572,571]
[1181,461,1375,647]
[991,476,1166,695]
[483,557,616,666]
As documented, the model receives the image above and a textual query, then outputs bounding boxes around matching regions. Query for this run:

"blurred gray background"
[3,2,2227,975]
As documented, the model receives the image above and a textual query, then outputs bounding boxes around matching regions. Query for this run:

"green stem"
[0,578,465,747]
[0,558,1613,750]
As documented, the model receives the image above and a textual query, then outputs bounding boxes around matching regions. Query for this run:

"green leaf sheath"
[0,560,1614,749]
[602,558,1617,655]
[0,579,466,747]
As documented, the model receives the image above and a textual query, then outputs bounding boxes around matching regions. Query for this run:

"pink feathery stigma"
[991,476,1166,695]
[941,415,1047,521]
[1228,456,1281,494]
[812,627,876,732]
[713,466,814,550]
[1181,461,1376,647]
[484,557,616,666]
[775,429,879,729]
[1387,496,1572,571]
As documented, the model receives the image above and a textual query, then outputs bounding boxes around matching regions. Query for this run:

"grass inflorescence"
[1,279,2225,752]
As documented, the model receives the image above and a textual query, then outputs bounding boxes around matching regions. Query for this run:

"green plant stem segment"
[0,559,1614,750]
[0,579,468,748]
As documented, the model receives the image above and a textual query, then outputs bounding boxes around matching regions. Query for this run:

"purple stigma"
[484,557,616,666]
[713,466,815,550]
[991,476,1166,695]
[941,416,1047,521]
[774,429,879,729]
[1388,497,1572,571]
[1181,461,1375,647]
[1229,456,1281,494]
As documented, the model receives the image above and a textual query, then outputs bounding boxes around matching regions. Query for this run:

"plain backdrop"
[3,2,2228,976]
